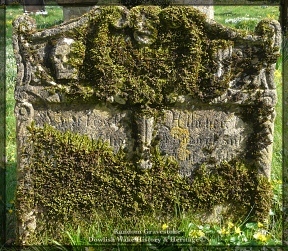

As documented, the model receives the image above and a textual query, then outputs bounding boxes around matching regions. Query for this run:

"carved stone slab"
[23,0,46,14]
[13,5,281,244]
[33,103,134,154]
[156,106,253,176]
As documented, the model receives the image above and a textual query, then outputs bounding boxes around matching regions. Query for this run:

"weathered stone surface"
[57,0,214,21]
[23,0,46,14]
[156,106,253,176]
[173,0,214,19]
[62,6,93,21]
[13,5,281,244]
[33,103,134,154]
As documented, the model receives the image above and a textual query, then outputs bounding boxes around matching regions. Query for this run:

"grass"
[15,210,282,247]
[214,5,280,30]
[29,211,282,247]
[5,5,22,242]
[4,4,283,247]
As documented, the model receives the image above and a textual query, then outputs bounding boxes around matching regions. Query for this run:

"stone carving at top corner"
[50,37,79,80]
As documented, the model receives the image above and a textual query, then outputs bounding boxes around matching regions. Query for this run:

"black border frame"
[0,3,6,247]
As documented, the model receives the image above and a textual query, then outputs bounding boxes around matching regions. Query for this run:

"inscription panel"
[156,107,253,175]
[33,104,133,154]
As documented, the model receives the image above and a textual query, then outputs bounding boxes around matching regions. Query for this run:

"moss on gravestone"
[16,122,273,242]
[55,6,236,110]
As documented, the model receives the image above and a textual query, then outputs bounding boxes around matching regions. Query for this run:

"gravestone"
[173,0,214,19]
[56,0,214,21]
[13,5,281,244]
[280,0,288,33]
[23,0,47,14]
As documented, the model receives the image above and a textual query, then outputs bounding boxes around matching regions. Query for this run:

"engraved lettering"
[157,108,252,172]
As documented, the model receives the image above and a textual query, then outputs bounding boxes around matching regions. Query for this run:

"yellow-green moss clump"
[16,123,273,240]
[56,6,279,110]
[171,125,190,161]
[54,6,238,109]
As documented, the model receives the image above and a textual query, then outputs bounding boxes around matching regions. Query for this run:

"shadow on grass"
[6,161,17,245]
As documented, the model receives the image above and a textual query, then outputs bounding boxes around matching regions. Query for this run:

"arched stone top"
[13,6,281,108]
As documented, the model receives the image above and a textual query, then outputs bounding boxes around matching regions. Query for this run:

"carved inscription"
[156,107,253,175]
[33,104,133,154]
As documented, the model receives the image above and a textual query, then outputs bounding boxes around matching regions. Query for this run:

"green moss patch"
[45,6,279,112]
[16,123,273,242]
[51,6,239,108]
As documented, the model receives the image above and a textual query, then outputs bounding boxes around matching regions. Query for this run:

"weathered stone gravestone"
[23,0,47,14]
[13,5,281,244]
[56,0,214,22]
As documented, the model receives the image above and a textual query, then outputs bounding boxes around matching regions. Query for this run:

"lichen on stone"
[171,125,190,161]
